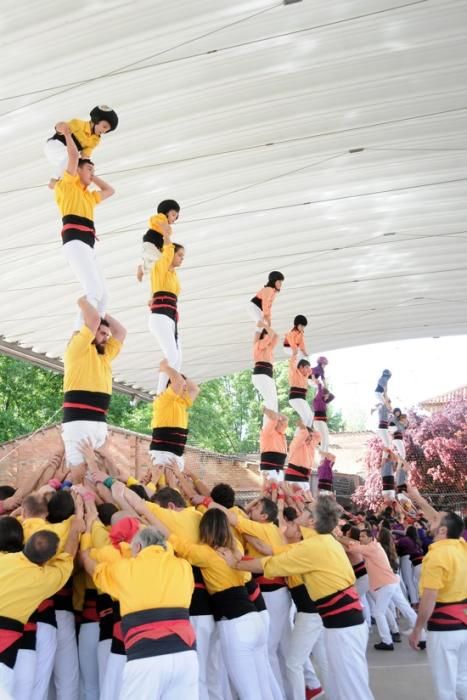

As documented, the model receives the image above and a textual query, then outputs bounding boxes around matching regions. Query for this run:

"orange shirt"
[285,328,306,353]
[346,540,398,591]
[255,287,277,317]
[253,334,278,363]
[260,419,287,455]
[288,358,309,389]
[288,428,320,469]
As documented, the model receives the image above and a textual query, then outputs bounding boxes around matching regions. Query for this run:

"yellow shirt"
[149,212,171,235]
[169,534,248,595]
[150,244,180,297]
[151,386,193,429]
[93,544,194,616]
[235,516,284,559]
[262,533,356,602]
[63,326,121,394]
[145,503,201,543]
[55,170,101,221]
[420,539,467,602]
[67,118,101,158]
[0,552,73,623]
[21,517,72,553]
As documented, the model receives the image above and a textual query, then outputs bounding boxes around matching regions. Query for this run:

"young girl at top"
[149,236,185,394]
[136,199,180,283]
[44,105,118,188]
[283,315,309,361]
[247,272,284,328]
[252,326,279,416]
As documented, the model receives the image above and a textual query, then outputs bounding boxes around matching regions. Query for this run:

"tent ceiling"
[1,0,466,395]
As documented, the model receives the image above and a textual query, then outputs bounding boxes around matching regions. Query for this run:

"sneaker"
[391,632,401,643]
[306,689,324,700]
[374,642,394,651]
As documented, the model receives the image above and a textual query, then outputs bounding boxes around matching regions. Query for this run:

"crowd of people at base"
[0,449,465,700]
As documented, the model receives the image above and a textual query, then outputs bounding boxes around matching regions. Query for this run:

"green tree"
[0,357,63,442]
[0,356,346,452]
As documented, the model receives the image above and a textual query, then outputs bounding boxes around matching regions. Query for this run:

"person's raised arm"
[63,499,86,558]
[91,174,115,202]
[104,313,126,343]
[184,468,210,497]
[159,360,185,395]
[77,296,101,335]
[56,123,79,176]
[406,484,439,525]
[185,377,200,402]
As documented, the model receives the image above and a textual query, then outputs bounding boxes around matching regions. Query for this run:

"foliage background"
[0,357,345,453]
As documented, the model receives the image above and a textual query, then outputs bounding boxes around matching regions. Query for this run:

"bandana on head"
[109,517,140,548]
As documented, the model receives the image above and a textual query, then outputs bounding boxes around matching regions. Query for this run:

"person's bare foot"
[47,178,58,190]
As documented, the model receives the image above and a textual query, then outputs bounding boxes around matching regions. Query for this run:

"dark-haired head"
[199,509,234,550]
[297,359,310,370]
[151,487,186,510]
[283,506,298,522]
[24,530,59,565]
[129,484,150,501]
[438,511,464,539]
[97,503,118,526]
[0,517,23,552]
[210,483,235,509]
[0,486,15,500]
[47,491,75,524]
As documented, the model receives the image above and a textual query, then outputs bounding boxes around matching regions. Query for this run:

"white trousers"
[400,555,419,604]
[324,623,374,700]
[217,612,278,700]
[427,629,467,700]
[52,610,80,700]
[44,139,68,179]
[252,374,278,412]
[246,301,264,327]
[355,574,372,627]
[263,587,292,695]
[376,428,391,448]
[120,650,199,700]
[32,622,57,700]
[141,240,161,274]
[313,421,329,451]
[285,611,329,700]
[100,651,126,700]
[190,614,218,700]
[374,391,385,406]
[148,314,182,394]
[283,347,307,362]
[289,398,313,427]
[392,438,406,459]
[373,582,419,644]
[0,662,14,697]
[78,621,100,700]
[149,450,184,471]
[62,420,108,467]
[205,623,229,700]
[13,648,36,700]
[262,469,284,483]
[97,639,112,690]
[62,240,108,331]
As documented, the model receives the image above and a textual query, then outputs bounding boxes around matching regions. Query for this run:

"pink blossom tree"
[353,400,467,510]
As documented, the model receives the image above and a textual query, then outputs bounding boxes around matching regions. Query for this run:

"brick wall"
[0,424,263,494]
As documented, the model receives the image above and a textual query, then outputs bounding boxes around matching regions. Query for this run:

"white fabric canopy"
[0,0,466,394]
